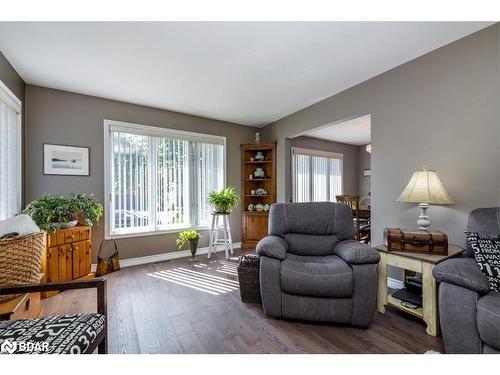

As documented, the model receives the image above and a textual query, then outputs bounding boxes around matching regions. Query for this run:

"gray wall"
[289,136,359,199]
[358,145,371,198]
[0,51,24,101]
[262,24,500,250]
[25,85,258,262]
[0,51,26,205]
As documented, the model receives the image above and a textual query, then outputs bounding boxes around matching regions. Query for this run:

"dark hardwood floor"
[42,248,444,354]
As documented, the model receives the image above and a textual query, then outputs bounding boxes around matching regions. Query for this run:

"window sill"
[105,225,211,240]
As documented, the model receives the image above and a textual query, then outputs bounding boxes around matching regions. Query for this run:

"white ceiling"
[302,115,371,145]
[0,22,493,127]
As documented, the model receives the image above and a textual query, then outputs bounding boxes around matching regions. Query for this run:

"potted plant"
[22,193,103,231]
[207,186,240,213]
[176,229,201,262]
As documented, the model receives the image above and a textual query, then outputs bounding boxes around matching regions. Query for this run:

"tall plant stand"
[208,212,233,260]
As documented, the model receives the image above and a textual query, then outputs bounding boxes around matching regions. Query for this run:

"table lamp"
[397,166,454,230]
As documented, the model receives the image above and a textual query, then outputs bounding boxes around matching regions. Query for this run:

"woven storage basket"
[0,231,44,303]
[237,254,262,304]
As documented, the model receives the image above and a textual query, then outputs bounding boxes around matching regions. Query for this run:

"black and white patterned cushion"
[465,232,500,292]
[0,313,105,354]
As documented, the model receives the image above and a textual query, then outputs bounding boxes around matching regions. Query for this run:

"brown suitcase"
[384,228,448,255]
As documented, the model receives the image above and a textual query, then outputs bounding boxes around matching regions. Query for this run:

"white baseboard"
[91,242,242,273]
[388,277,404,290]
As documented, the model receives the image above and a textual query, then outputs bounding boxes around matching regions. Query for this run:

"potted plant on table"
[22,193,103,231]
[207,186,240,213]
[176,229,201,262]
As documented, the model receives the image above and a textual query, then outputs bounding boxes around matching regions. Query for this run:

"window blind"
[0,82,22,220]
[106,121,225,236]
[292,147,343,203]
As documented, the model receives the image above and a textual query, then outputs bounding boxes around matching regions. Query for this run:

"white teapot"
[255,151,265,161]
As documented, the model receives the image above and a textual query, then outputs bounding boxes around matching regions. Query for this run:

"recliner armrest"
[333,240,380,264]
[256,235,288,260]
[432,258,490,294]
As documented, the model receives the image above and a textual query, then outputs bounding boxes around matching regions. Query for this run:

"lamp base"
[417,203,431,231]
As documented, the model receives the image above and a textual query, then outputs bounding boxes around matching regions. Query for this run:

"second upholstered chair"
[256,202,380,327]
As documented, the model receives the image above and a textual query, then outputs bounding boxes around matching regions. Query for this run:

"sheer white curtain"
[0,82,22,220]
[111,132,151,233]
[189,142,224,227]
[107,122,225,235]
[292,147,343,203]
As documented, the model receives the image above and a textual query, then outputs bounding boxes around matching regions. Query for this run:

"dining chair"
[335,195,370,243]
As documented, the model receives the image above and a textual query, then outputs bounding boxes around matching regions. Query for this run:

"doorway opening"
[288,114,372,242]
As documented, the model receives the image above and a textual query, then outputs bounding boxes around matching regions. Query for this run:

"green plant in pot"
[22,193,103,231]
[176,229,201,262]
[207,186,240,213]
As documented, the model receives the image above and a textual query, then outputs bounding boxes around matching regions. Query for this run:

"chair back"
[466,207,500,257]
[359,195,371,207]
[335,195,360,209]
[268,202,354,256]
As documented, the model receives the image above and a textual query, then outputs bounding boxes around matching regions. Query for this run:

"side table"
[208,212,234,260]
[375,244,464,336]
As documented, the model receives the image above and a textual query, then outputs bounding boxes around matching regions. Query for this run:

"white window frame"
[0,79,22,219]
[291,147,344,202]
[103,119,227,239]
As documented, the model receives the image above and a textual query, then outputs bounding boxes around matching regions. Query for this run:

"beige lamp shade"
[397,168,454,205]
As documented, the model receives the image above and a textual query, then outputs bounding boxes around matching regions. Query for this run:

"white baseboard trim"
[388,277,404,290]
[91,242,242,273]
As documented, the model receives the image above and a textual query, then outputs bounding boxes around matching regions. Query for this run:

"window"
[292,147,343,202]
[104,120,225,237]
[0,81,22,220]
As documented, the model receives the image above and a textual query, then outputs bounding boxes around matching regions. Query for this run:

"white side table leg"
[227,218,234,255]
[214,215,219,256]
[208,213,216,259]
[222,215,229,260]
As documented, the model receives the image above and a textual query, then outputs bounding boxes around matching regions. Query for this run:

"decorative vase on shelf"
[254,168,265,179]
[255,188,267,196]
[255,132,261,144]
[255,203,264,212]
[255,151,265,161]
[189,238,199,262]
[248,203,255,212]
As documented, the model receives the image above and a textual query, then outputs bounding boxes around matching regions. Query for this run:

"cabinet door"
[245,215,268,241]
[58,245,73,281]
[72,240,90,279]
[47,246,59,282]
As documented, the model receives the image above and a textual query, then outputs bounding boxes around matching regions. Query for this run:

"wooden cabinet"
[43,226,92,296]
[243,213,269,242]
[241,142,276,248]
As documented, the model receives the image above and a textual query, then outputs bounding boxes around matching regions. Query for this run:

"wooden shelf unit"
[241,142,276,248]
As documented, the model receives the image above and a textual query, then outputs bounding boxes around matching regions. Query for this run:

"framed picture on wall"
[43,144,90,176]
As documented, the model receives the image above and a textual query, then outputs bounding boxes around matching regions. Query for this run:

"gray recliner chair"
[433,207,500,354]
[256,202,380,327]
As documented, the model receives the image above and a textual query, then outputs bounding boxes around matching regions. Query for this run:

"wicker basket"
[0,231,45,303]
[237,254,262,304]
